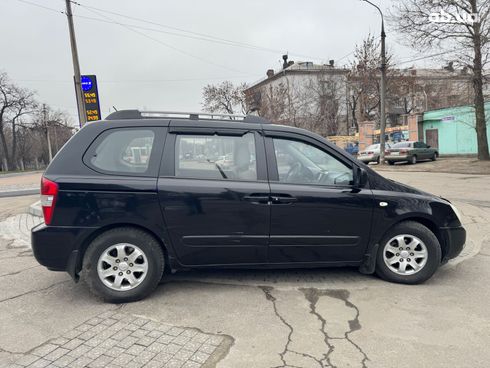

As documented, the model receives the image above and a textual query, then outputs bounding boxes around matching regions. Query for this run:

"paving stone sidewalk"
[12,311,231,368]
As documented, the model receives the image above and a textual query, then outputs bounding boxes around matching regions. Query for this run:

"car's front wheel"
[409,155,417,164]
[82,227,165,303]
[375,221,441,284]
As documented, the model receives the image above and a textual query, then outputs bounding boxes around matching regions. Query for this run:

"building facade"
[245,61,350,136]
[246,60,486,138]
[422,103,490,155]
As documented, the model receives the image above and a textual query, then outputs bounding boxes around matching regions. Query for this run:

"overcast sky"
[1,0,439,123]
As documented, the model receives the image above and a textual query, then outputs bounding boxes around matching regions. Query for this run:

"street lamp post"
[361,0,387,164]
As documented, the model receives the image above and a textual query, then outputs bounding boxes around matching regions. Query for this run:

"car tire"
[376,157,380,164]
[388,161,394,165]
[431,153,437,161]
[410,155,417,164]
[375,221,441,284]
[82,227,165,303]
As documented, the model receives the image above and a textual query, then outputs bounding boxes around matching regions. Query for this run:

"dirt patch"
[371,156,490,175]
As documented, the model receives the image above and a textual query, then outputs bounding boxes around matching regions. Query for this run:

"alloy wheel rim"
[383,234,428,275]
[97,243,148,291]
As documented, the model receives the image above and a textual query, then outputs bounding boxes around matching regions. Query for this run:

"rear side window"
[174,133,257,181]
[85,129,155,175]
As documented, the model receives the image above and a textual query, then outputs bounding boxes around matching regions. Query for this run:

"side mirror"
[354,167,368,188]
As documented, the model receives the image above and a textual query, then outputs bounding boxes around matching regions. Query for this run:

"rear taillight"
[385,150,390,154]
[367,151,374,154]
[40,177,58,225]
[400,149,408,154]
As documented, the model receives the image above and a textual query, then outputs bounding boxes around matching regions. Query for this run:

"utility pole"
[65,0,86,126]
[43,104,53,163]
[362,0,387,164]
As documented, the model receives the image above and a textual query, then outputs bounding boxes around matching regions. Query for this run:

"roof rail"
[105,109,269,124]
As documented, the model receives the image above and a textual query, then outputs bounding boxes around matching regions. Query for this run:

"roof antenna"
[112,106,118,111]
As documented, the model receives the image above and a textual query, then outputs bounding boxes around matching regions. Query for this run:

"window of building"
[175,133,257,181]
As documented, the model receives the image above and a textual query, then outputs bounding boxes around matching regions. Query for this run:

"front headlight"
[450,203,463,223]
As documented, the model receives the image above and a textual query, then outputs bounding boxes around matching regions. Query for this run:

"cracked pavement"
[1,171,490,368]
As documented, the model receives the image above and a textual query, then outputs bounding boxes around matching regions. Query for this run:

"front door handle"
[243,194,270,204]
[271,195,297,204]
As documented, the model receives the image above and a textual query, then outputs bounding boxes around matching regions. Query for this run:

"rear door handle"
[243,194,270,204]
[271,195,297,204]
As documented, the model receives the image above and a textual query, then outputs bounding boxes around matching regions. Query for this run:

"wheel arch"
[360,216,447,275]
[384,217,446,260]
[73,223,170,277]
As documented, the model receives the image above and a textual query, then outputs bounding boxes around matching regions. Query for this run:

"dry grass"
[370,156,490,175]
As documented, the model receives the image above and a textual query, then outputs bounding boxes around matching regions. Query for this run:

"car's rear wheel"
[375,221,441,284]
[431,152,437,161]
[387,160,394,165]
[82,227,164,303]
[409,155,417,164]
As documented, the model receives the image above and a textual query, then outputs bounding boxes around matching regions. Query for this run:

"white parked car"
[358,143,391,164]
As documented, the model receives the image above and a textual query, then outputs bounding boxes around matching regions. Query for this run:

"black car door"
[264,130,374,264]
[157,123,270,266]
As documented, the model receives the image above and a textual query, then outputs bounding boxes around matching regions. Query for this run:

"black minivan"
[32,110,466,302]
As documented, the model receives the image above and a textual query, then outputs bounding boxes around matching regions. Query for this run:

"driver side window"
[272,138,353,186]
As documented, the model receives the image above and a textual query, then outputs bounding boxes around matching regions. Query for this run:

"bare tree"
[307,72,344,136]
[0,72,36,170]
[0,72,74,171]
[258,82,289,123]
[391,0,490,160]
[202,81,249,115]
[348,34,393,126]
[252,71,346,136]
[29,106,75,165]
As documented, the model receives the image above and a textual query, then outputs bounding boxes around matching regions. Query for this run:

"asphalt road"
[0,171,41,198]
[0,171,489,368]
[0,189,38,198]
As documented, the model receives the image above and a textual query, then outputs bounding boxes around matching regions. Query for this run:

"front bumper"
[440,226,466,262]
[31,223,96,280]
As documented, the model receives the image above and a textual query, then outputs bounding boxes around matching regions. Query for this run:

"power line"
[393,47,469,67]
[72,13,290,55]
[14,0,63,14]
[76,4,247,74]
[70,1,326,61]
[14,75,261,84]
[14,0,341,65]
[12,0,248,74]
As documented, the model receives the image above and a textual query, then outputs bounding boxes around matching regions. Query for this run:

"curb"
[28,200,42,218]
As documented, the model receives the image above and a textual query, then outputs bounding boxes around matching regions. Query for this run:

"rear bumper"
[385,155,409,162]
[358,154,377,162]
[440,226,466,262]
[31,223,96,279]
